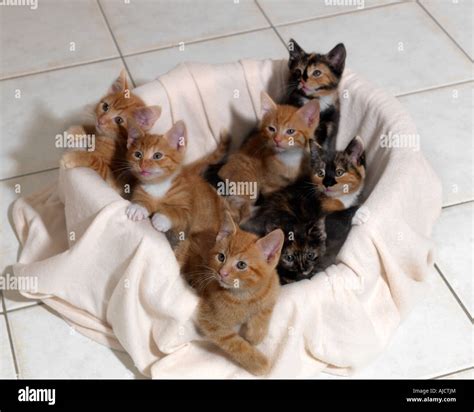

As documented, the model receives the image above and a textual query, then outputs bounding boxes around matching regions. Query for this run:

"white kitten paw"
[60,152,75,169]
[151,213,172,232]
[126,203,150,221]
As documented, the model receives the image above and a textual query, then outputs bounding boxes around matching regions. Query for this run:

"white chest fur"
[142,175,176,199]
[335,185,363,209]
[277,149,304,170]
[319,93,337,112]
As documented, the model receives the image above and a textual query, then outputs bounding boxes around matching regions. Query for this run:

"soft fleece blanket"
[11,60,442,378]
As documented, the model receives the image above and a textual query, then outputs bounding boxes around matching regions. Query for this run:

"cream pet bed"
[11,59,442,378]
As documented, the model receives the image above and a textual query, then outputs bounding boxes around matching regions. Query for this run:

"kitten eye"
[312,70,322,77]
[133,151,143,159]
[236,261,247,270]
[217,253,226,263]
[316,169,325,178]
[153,152,163,160]
[102,102,109,112]
[306,251,317,261]
[283,254,294,263]
[286,128,296,135]
[335,168,345,177]
[114,116,123,125]
[267,126,276,133]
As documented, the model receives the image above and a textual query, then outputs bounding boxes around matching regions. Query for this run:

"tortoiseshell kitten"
[312,206,358,275]
[285,39,346,152]
[242,176,327,285]
[311,136,366,212]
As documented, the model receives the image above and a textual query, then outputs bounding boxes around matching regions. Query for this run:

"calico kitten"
[218,91,319,221]
[60,70,162,195]
[184,212,283,376]
[311,136,366,212]
[125,121,230,237]
[243,176,327,285]
[285,39,346,152]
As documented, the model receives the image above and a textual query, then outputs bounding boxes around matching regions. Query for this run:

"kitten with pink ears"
[125,121,231,237]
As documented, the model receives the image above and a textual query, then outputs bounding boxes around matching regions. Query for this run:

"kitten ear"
[126,120,144,149]
[327,43,346,75]
[256,229,284,264]
[288,38,305,61]
[164,120,187,151]
[296,99,320,129]
[132,106,161,131]
[310,139,324,163]
[216,211,237,242]
[344,135,365,166]
[260,91,277,118]
[108,69,129,95]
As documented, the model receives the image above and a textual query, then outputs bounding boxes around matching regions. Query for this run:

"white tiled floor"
[0,0,472,380]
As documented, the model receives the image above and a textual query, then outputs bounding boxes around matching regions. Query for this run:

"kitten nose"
[219,270,229,278]
[97,116,106,126]
[273,136,281,144]
[323,176,336,188]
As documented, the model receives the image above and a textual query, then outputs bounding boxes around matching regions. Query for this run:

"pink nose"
[97,116,106,126]
[273,136,281,144]
[219,270,229,278]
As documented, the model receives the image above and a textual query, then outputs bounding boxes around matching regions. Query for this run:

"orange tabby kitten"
[125,121,230,236]
[60,70,162,195]
[218,91,320,221]
[185,212,283,376]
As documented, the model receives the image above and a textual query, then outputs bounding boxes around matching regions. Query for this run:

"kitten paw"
[60,152,76,169]
[243,326,266,346]
[151,213,172,232]
[245,351,270,376]
[126,204,150,221]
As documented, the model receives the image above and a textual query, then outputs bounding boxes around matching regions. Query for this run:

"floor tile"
[0,314,17,379]
[0,58,125,180]
[432,202,473,318]
[1,170,59,313]
[126,29,287,85]
[0,0,118,79]
[398,83,473,207]
[320,269,472,379]
[258,0,401,26]
[419,0,473,59]
[8,305,142,379]
[438,368,473,380]
[100,0,269,55]
[276,2,473,96]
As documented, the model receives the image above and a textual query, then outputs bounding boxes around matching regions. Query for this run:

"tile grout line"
[0,167,59,183]
[431,366,474,380]
[5,302,43,315]
[434,263,473,323]
[442,199,474,210]
[0,27,272,83]
[0,55,121,83]
[1,291,20,379]
[95,0,136,88]
[395,79,473,98]
[272,1,405,29]
[254,0,288,48]
[416,0,473,63]
[121,26,272,60]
